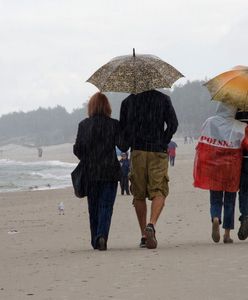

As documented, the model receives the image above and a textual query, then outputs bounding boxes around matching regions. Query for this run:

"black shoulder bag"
[71,159,88,198]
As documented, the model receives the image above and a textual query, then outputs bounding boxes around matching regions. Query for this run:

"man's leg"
[238,158,248,240]
[238,188,248,240]
[150,196,165,225]
[129,150,147,247]
[133,199,147,236]
[145,151,168,249]
[239,159,248,219]
[143,196,165,249]
[239,189,248,220]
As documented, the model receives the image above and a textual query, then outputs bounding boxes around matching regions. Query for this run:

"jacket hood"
[215,102,237,118]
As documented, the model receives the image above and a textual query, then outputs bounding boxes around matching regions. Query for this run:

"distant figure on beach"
[235,110,248,240]
[119,152,130,195]
[38,147,43,158]
[190,136,194,143]
[73,92,127,251]
[167,140,177,166]
[58,202,65,215]
[184,136,188,144]
[193,103,248,243]
[120,90,178,249]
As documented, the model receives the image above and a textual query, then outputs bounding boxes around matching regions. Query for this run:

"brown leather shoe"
[145,223,157,249]
[212,218,220,243]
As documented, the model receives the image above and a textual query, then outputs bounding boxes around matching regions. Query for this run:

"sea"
[0,159,76,193]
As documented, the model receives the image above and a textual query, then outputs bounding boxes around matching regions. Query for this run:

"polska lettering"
[200,136,233,147]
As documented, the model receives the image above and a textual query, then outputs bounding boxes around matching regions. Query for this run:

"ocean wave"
[0,159,74,193]
[29,171,71,180]
[0,182,19,189]
[0,159,76,168]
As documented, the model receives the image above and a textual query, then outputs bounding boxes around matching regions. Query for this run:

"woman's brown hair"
[88,92,112,117]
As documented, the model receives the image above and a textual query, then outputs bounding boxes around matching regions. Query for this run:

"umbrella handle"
[133,48,135,57]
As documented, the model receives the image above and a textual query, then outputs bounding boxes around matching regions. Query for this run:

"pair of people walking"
[73,90,177,250]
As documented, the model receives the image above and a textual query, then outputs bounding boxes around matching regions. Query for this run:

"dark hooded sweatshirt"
[119,90,178,153]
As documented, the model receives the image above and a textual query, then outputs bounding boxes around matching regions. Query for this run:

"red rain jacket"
[193,103,248,192]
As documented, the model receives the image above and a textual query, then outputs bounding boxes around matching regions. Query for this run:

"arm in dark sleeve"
[73,123,83,160]
[119,100,131,149]
[115,120,129,153]
[163,97,178,145]
[119,100,127,131]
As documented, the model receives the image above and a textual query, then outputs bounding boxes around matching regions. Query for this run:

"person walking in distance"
[119,152,130,195]
[120,90,178,249]
[167,140,178,167]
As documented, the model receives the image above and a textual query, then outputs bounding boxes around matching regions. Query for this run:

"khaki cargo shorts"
[129,150,169,200]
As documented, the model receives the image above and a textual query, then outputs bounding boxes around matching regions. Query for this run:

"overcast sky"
[0,0,247,116]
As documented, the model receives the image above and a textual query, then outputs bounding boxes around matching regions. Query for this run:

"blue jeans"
[169,156,175,166]
[210,190,236,229]
[239,158,248,221]
[87,181,117,249]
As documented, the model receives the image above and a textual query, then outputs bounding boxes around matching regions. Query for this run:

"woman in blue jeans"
[73,92,127,250]
[210,191,236,243]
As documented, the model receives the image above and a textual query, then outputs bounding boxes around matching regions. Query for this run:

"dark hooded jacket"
[119,90,178,153]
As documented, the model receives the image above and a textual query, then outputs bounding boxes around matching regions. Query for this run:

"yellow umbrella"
[204,66,248,110]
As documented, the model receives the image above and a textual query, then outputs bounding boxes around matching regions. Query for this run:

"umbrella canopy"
[87,49,184,94]
[204,66,248,109]
[168,140,177,148]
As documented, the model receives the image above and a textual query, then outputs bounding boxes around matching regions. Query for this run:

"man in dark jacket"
[120,89,178,249]
[236,110,248,240]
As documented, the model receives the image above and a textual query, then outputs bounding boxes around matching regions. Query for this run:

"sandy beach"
[1,140,248,300]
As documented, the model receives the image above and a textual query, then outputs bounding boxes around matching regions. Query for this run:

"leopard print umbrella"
[87,49,184,94]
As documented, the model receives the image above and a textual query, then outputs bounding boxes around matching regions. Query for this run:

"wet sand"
[1,140,248,300]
